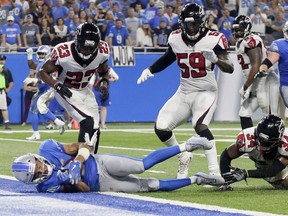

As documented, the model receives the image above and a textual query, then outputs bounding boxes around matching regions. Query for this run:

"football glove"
[137,68,154,84]
[222,167,248,184]
[201,49,218,63]
[26,47,33,60]
[54,82,72,98]
[239,85,250,101]
[254,70,268,79]
[56,170,70,184]
[66,160,82,184]
[84,131,98,153]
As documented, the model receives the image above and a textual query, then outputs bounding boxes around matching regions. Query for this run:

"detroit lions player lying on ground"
[12,134,224,193]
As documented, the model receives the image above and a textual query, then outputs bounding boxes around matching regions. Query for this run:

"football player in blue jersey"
[25,46,65,141]
[12,134,224,193]
[258,21,288,111]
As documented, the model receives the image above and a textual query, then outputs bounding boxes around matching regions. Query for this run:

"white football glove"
[201,49,218,63]
[239,86,250,101]
[84,132,98,153]
[26,48,33,60]
[137,68,154,84]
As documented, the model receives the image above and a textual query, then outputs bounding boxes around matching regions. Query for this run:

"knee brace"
[154,124,172,142]
[78,116,94,142]
[196,126,214,140]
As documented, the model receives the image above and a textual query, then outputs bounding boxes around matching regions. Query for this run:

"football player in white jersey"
[232,15,281,130]
[137,3,234,179]
[220,115,288,190]
[39,23,111,154]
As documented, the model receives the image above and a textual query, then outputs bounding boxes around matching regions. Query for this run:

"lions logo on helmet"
[178,3,206,41]
[283,21,288,41]
[232,15,252,40]
[254,115,285,159]
[36,45,51,62]
[12,153,54,184]
[75,22,101,60]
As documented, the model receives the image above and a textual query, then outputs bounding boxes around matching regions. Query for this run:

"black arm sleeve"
[247,159,286,178]
[220,148,232,174]
[149,45,176,74]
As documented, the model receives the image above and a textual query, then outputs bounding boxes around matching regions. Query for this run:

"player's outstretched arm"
[215,50,234,74]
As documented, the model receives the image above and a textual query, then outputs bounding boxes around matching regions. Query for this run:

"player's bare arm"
[244,47,262,88]
[62,181,90,192]
[28,60,37,70]
[97,60,109,78]
[39,60,60,87]
[215,50,234,73]
[259,51,280,72]
[149,46,176,73]
[220,143,244,173]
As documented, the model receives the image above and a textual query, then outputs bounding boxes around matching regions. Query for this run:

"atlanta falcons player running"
[137,3,234,179]
[232,15,282,130]
[39,23,110,153]
[12,134,224,193]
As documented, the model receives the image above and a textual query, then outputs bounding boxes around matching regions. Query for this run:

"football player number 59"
[177,53,206,78]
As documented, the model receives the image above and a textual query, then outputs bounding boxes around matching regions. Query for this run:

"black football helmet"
[232,15,252,40]
[178,3,206,41]
[255,115,285,158]
[75,22,101,60]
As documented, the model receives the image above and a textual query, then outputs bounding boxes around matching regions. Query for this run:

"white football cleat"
[177,151,192,179]
[26,135,40,141]
[194,172,225,186]
[45,123,54,130]
[185,135,212,152]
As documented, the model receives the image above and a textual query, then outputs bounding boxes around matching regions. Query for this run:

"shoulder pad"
[236,127,257,153]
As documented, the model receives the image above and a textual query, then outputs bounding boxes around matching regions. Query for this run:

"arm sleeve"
[149,45,176,74]
[247,159,286,178]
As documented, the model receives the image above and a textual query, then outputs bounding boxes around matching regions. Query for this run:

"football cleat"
[194,172,225,186]
[185,135,212,152]
[177,151,192,179]
[59,125,65,135]
[45,123,54,130]
[26,135,40,141]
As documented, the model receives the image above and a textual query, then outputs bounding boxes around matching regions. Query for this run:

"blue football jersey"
[36,139,99,192]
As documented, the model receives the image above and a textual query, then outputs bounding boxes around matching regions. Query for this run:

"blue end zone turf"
[0,177,249,216]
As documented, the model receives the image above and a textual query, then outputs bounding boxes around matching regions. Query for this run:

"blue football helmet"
[12,153,53,184]
[283,21,288,41]
[36,45,51,61]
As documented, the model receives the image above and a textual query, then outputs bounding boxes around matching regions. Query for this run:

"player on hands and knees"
[137,3,234,179]
[39,23,111,153]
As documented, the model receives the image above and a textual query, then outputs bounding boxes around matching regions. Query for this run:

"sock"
[31,113,39,131]
[54,118,65,127]
[34,131,40,137]
[159,178,192,191]
[163,133,179,147]
[204,140,220,175]
[143,145,180,170]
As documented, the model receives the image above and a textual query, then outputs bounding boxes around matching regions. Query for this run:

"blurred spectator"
[125,7,140,46]
[0,55,13,129]
[217,8,234,45]
[1,15,22,52]
[64,0,80,14]
[95,10,106,40]
[206,13,218,31]
[22,69,38,126]
[39,18,55,46]
[271,11,286,41]
[85,2,97,17]
[16,0,30,14]
[263,6,276,45]
[102,11,115,41]
[25,0,41,26]
[250,4,267,37]
[108,18,133,47]
[65,9,75,29]
[51,0,69,24]
[237,0,253,16]
[118,0,131,17]
[79,9,88,23]
[217,0,237,17]
[52,17,69,46]
[67,14,80,41]
[152,19,171,48]
[144,0,158,21]
[38,2,54,26]
[79,0,89,11]
[250,0,267,13]
[8,0,24,26]
[269,0,284,17]
[136,20,153,47]
[87,15,95,24]
[171,5,182,30]
[134,1,147,25]
[22,14,42,48]
[0,3,10,34]
[280,0,288,19]
[112,2,125,20]
[164,4,177,28]
[203,0,221,19]
[97,0,115,12]
[149,7,169,31]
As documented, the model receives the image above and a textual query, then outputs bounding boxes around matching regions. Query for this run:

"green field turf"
[1,122,288,215]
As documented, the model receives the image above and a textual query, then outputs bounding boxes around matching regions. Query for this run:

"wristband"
[77,147,90,161]
[262,58,273,69]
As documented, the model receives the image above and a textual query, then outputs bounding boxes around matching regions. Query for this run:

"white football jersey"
[50,40,110,90]
[235,33,267,77]
[168,29,229,93]
[236,127,288,168]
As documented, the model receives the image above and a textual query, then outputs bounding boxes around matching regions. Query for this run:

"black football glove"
[54,82,72,98]
[222,167,248,184]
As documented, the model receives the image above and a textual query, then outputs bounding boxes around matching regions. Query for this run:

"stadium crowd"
[0,0,288,51]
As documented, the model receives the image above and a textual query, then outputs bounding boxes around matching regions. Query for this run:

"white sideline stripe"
[0,175,284,216]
